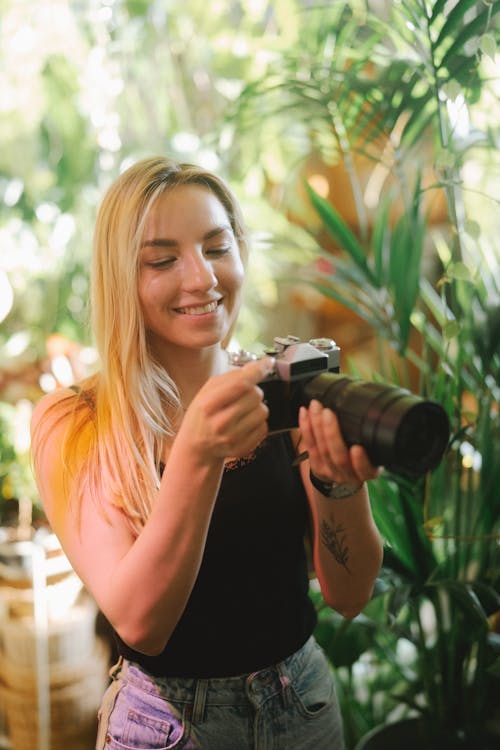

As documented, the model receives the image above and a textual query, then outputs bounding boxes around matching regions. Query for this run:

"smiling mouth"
[175,300,221,316]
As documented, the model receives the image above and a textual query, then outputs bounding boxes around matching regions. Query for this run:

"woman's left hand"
[298,399,380,487]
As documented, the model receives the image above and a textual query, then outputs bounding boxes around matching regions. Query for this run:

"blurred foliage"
[0,0,309,362]
[0,0,315,512]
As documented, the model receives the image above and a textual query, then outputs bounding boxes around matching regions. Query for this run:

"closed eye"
[147,257,176,269]
[206,246,232,257]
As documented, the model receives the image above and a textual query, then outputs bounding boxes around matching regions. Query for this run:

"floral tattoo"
[320,514,350,573]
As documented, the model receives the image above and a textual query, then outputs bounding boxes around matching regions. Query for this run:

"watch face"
[309,470,362,499]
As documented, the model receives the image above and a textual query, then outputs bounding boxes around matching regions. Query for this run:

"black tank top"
[114,433,317,677]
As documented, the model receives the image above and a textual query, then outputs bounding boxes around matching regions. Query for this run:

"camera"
[229,335,450,476]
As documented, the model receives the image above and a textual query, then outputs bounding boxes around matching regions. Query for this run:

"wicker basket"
[0,640,110,750]
[0,637,109,690]
[0,598,97,668]
[0,570,83,620]
[0,536,111,749]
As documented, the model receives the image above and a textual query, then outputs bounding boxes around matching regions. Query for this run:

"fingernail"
[310,400,322,414]
[262,356,275,375]
[322,409,334,424]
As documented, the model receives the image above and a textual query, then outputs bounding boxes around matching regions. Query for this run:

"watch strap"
[309,470,362,499]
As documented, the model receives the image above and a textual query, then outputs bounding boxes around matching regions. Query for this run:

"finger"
[201,397,269,458]
[299,405,329,476]
[218,399,270,456]
[307,402,360,483]
[199,357,273,413]
[228,418,269,457]
[210,388,269,433]
[240,356,275,385]
[307,401,351,474]
[306,400,330,466]
[298,406,315,452]
[232,398,270,432]
[350,445,381,481]
[320,408,351,471]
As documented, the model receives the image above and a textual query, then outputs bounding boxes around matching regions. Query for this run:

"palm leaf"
[388,178,427,351]
[371,194,392,287]
[440,6,498,68]
[305,184,379,286]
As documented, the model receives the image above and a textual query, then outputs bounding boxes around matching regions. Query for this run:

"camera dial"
[227,349,258,367]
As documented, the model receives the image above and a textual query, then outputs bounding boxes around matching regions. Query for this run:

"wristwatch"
[309,470,363,499]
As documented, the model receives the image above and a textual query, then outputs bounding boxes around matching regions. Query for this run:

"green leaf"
[431,0,454,22]
[371,195,392,286]
[442,79,462,101]
[487,655,500,678]
[443,320,461,338]
[479,33,497,61]
[447,261,472,281]
[472,582,500,614]
[464,219,481,239]
[316,615,377,669]
[369,479,432,580]
[435,150,456,170]
[386,583,414,622]
[441,581,489,629]
[305,184,378,286]
[440,7,494,68]
[420,277,452,327]
[434,0,482,53]
[388,197,426,352]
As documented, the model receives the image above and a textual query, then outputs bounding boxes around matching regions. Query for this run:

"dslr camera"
[229,335,450,476]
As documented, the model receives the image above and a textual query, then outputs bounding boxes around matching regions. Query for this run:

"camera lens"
[302,374,450,475]
[393,401,449,473]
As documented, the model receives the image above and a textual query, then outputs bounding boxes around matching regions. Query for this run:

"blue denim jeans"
[95,636,345,750]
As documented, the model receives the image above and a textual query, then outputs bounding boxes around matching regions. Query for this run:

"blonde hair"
[49,156,248,535]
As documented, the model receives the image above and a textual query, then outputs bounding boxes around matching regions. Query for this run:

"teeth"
[176,301,219,315]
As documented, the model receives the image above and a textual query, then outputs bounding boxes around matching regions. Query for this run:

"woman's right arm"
[31,358,272,655]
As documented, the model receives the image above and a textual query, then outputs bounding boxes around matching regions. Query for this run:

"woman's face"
[138,184,245,361]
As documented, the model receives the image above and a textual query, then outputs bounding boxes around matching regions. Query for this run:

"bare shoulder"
[31,384,96,440]
[31,387,94,516]
[31,387,77,429]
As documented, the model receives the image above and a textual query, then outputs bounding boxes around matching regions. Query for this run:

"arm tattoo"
[320,514,351,573]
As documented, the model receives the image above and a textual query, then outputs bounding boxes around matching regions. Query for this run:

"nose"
[183,250,217,293]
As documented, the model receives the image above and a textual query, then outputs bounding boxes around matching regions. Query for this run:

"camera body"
[229,335,340,432]
[229,335,450,476]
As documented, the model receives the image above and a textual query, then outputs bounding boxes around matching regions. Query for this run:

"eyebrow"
[141,224,233,249]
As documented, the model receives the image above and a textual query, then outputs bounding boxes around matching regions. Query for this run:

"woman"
[31,156,383,750]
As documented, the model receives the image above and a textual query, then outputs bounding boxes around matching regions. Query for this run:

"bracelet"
[309,470,363,500]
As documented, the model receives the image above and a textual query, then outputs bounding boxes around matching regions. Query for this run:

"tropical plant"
[306,188,500,748]
[231,0,500,747]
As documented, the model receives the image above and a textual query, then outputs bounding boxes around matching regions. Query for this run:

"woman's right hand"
[179,356,275,462]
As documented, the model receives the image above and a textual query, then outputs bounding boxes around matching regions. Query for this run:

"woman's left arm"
[297,400,384,619]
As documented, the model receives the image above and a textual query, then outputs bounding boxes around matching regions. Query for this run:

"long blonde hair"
[47,157,248,535]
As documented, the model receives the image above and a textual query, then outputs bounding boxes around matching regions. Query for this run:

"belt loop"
[109,655,124,681]
[192,678,208,724]
[277,663,292,709]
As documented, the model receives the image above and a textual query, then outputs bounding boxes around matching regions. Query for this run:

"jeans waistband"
[114,636,316,709]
